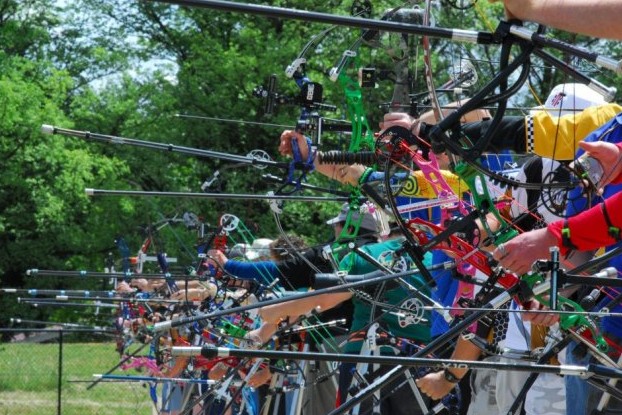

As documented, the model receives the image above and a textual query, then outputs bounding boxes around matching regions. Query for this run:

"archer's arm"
[209,249,281,283]
[415,337,481,400]
[258,292,353,325]
[457,104,621,160]
[493,0,622,40]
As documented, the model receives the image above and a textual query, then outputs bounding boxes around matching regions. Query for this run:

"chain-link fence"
[0,329,154,415]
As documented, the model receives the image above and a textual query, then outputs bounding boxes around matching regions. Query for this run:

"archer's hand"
[279,130,310,160]
[131,278,151,292]
[492,227,558,275]
[521,299,560,326]
[259,303,298,325]
[146,312,163,323]
[379,112,417,133]
[171,287,215,302]
[116,281,134,293]
[578,141,622,192]
[208,362,229,380]
[415,371,457,400]
[522,300,559,327]
[247,366,272,389]
[246,323,278,345]
[208,249,228,267]
[488,0,521,20]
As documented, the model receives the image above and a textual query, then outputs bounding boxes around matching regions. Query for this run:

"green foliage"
[1,0,621,331]
[0,0,59,58]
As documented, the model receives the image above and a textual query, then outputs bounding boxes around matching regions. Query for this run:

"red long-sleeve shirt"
[547,143,622,254]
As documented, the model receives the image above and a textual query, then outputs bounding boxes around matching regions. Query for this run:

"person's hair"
[345,223,380,239]
[269,234,308,261]
[326,221,380,243]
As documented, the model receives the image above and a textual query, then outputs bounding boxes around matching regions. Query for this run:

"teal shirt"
[339,238,432,353]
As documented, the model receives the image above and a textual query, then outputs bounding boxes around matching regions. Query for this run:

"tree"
[2,0,621,332]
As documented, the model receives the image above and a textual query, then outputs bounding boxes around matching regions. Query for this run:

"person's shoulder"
[582,105,622,143]
[599,102,622,112]
[583,102,622,118]
[364,237,404,253]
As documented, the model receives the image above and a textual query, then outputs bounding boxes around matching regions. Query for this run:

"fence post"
[57,329,63,415]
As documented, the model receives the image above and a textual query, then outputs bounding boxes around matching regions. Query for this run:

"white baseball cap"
[326,203,378,232]
[245,238,274,261]
[530,83,606,117]
[228,243,250,259]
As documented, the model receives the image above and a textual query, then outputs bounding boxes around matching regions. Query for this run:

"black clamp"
[443,368,462,384]
[561,219,577,250]
[601,203,621,241]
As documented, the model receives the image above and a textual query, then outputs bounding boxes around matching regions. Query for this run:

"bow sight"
[253,74,352,145]
[253,76,334,114]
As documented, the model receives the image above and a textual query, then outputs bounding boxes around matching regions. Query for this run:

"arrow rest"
[267,191,284,214]
[253,79,335,115]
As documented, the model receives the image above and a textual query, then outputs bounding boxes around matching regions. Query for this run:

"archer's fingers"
[578,141,610,160]
[488,0,518,20]
[578,140,600,152]
[278,130,297,155]
[383,112,412,120]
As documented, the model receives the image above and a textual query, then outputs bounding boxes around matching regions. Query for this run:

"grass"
[0,342,155,415]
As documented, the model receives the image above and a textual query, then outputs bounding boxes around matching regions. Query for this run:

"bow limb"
[422,0,444,124]
[328,37,375,153]
[273,27,381,345]
[284,25,337,80]
[377,126,470,229]
[406,217,519,290]
[522,271,610,353]
[114,236,133,282]
[454,161,518,245]
[120,356,166,378]
[335,8,419,239]
[382,5,469,223]
[398,139,470,220]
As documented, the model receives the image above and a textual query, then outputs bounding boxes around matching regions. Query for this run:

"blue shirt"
[565,113,622,336]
